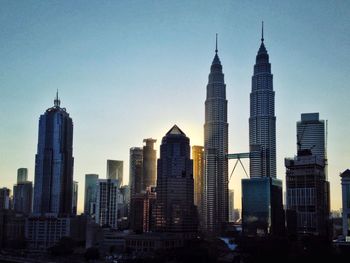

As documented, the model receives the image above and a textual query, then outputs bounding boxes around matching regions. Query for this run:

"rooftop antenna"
[54,89,60,107]
[261,21,264,42]
[215,33,218,53]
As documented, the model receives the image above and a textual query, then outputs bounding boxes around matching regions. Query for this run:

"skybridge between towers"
[226,151,260,182]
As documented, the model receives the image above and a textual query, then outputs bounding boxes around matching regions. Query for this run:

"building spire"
[215,33,218,53]
[54,89,60,107]
[261,21,264,42]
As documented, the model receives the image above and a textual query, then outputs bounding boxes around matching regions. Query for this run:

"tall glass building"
[242,25,284,236]
[33,93,74,216]
[154,125,197,233]
[249,24,276,178]
[107,160,123,185]
[84,174,99,216]
[341,169,350,239]
[129,147,143,198]
[142,138,157,190]
[203,37,228,235]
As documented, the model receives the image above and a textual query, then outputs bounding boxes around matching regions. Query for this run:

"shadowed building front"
[153,125,197,234]
[203,36,229,235]
[33,92,74,216]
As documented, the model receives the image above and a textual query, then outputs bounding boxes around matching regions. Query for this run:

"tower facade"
[192,145,204,227]
[297,113,326,160]
[341,169,350,239]
[154,125,197,233]
[33,93,74,216]
[142,138,157,190]
[17,168,28,183]
[84,174,99,216]
[107,160,123,185]
[249,25,276,178]
[129,147,143,198]
[95,179,119,228]
[204,37,228,234]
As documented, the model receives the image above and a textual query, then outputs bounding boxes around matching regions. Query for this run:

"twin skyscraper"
[203,24,282,236]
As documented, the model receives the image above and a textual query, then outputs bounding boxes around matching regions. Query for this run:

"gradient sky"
[0,0,349,213]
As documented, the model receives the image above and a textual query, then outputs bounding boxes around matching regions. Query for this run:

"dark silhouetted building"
[84,174,98,217]
[142,138,157,190]
[0,188,10,210]
[72,180,78,215]
[33,92,74,216]
[203,36,228,235]
[0,210,26,249]
[285,150,330,237]
[13,182,32,215]
[129,147,143,198]
[154,125,197,233]
[130,187,156,233]
[340,169,350,239]
[242,177,284,236]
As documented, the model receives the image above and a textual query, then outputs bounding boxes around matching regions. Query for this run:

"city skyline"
[1,1,349,214]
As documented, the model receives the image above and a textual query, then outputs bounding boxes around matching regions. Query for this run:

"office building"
[0,188,10,210]
[84,174,98,216]
[13,182,32,215]
[129,147,143,198]
[242,177,284,236]
[95,179,119,229]
[340,169,350,240]
[72,181,78,215]
[130,187,156,233]
[154,125,197,233]
[249,23,276,178]
[107,160,123,185]
[0,210,26,249]
[229,189,234,222]
[192,145,204,226]
[242,25,284,236]
[142,138,157,190]
[33,92,74,216]
[203,36,228,235]
[297,113,326,160]
[285,150,330,236]
[17,168,28,183]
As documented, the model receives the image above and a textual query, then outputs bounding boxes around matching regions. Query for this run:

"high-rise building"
[0,188,10,210]
[242,25,284,237]
[192,146,204,227]
[13,182,33,214]
[228,189,234,222]
[341,169,350,240]
[84,174,99,216]
[242,177,284,236]
[285,150,330,236]
[130,187,156,233]
[129,147,143,198]
[203,36,228,235]
[33,93,74,216]
[96,179,119,229]
[154,125,197,233]
[72,181,78,215]
[107,160,123,185]
[297,113,326,160]
[17,168,28,183]
[249,23,276,178]
[142,138,157,190]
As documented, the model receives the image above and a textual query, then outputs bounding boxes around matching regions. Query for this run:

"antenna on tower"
[261,21,264,42]
[215,33,218,53]
[54,89,60,107]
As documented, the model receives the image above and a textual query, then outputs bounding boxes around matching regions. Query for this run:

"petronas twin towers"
[203,26,276,235]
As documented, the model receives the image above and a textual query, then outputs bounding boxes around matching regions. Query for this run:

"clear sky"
[0,0,349,213]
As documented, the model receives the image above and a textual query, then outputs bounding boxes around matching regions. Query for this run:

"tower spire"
[261,21,264,42]
[54,89,60,107]
[215,33,218,53]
